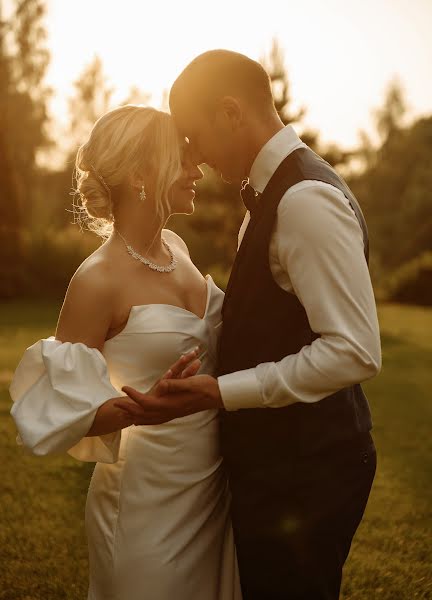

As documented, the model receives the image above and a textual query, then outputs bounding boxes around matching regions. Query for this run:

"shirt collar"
[249,125,306,194]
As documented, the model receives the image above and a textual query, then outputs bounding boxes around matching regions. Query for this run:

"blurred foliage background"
[1,0,431,305]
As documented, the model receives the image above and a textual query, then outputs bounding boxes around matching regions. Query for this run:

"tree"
[349,113,432,289]
[3,0,51,205]
[67,55,113,155]
[0,119,22,297]
[119,85,151,107]
[373,79,407,142]
[40,56,115,230]
[260,38,350,168]
[260,38,305,126]
[46,63,156,231]
[0,0,51,296]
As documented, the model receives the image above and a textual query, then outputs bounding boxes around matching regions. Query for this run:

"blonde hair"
[73,104,183,238]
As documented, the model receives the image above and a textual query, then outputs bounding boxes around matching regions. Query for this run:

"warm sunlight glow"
[46,0,431,147]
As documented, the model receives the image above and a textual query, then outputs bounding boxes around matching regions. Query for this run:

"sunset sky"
[43,0,431,148]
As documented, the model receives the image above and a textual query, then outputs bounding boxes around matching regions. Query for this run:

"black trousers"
[228,432,377,600]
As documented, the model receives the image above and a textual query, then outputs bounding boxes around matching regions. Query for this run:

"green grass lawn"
[1,301,431,599]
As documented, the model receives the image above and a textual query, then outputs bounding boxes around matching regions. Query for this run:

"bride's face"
[169,143,203,215]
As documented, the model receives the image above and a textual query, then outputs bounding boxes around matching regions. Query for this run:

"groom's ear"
[219,96,243,131]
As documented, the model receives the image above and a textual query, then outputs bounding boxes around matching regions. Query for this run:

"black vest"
[217,147,373,466]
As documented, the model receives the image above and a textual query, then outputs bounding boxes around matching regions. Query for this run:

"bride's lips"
[182,182,196,193]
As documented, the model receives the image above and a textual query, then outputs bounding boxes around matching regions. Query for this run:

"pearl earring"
[139,185,146,202]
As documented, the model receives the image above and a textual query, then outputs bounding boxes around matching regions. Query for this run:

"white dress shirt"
[218,125,381,410]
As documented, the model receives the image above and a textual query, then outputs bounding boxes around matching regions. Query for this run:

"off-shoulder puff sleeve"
[9,336,123,463]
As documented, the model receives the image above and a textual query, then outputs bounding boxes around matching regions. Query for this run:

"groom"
[120,50,381,599]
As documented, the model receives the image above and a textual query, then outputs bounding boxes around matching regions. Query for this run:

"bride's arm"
[55,263,133,437]
[10,259,203,461]
[55,262,202,438]
[55,261,116,352]
[85,397,133,436]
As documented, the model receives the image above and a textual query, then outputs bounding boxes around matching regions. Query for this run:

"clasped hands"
[114,346,224,425]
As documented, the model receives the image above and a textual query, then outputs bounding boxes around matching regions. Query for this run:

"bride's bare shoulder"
[71,245,114,286]
[162,228,190,257]
[55,254,117,348]
[63,247,118,313]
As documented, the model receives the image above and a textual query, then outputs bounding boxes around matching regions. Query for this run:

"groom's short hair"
[169,49,275,116]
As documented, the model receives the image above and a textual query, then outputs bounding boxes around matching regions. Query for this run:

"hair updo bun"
[75,163,113,227]
[73,104,183,239]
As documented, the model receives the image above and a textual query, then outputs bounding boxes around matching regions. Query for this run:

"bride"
[9,105,242,600]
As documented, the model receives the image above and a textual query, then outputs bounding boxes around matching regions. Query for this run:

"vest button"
[361,452,369,464]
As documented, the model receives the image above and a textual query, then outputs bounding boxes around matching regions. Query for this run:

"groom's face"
[171,104,243,184]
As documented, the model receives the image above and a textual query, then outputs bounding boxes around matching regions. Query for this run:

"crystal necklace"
[115,230,177,273]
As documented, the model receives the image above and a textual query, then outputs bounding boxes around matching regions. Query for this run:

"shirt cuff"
[217,368,263,411]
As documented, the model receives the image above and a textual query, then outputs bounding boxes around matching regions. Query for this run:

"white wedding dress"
[9,274,242,600]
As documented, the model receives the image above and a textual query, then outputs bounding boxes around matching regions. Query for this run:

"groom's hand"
[114,374,223,425]
[156,374,223,410]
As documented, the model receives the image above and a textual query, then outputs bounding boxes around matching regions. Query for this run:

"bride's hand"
[157,346,203,387]
[113,347,202,421]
